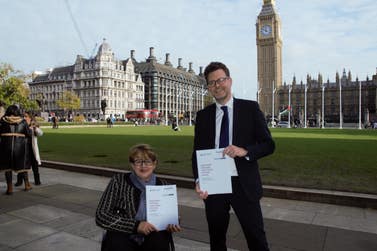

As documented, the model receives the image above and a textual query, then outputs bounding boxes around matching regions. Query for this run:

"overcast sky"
[1,0,376,100]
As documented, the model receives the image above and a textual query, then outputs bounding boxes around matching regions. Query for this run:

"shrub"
[73,115,85,123]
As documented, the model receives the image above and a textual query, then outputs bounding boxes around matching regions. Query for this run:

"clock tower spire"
[256,0,282,118]
[264,0,275,5]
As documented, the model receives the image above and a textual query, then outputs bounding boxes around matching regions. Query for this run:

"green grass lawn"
[39,126,377,194]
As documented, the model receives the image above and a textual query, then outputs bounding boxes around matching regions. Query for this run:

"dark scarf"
[129,172,157,245]
[129,171,157,221]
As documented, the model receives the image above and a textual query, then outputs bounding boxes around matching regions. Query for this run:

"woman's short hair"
[5,105,21,117]
[129,144,157,163]
[24,111,39,126]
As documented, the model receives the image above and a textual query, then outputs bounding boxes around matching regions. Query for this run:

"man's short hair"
[204,62,230,82]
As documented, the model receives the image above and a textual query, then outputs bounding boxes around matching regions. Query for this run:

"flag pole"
[288,84,291,128]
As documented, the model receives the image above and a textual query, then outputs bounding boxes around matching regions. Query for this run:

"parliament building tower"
[256,0,282,117]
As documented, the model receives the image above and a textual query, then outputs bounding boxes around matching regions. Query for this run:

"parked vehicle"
[277,121,289,128]
[125,109,159,120]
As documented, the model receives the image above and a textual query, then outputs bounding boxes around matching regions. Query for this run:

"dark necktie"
[219,106,229,148]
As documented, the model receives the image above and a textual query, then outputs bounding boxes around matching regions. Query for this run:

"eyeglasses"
[132,159,154,166]
[207,77,229,87]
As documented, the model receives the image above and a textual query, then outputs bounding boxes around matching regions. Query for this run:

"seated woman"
[96,144,181,251]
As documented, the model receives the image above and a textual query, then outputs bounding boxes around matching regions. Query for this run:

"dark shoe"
[15,173,23,186]
[34,174,41,185]
[15,181,23,187]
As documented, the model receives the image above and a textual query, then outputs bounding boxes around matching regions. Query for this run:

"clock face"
[260,24,272,36]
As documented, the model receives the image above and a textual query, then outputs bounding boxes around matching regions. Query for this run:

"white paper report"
[196,148,234,195]
[146,185,179,231]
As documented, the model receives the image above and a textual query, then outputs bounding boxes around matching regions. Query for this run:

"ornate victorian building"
[29,41,208,121]
[278,69,377,126]
[29,40,144,119]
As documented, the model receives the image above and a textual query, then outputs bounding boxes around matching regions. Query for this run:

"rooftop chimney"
[165,53,172,67]
[188,62,195,74]
[177,58,183,70]
[199,66,203,76]
[131,50,135,59]
[146,47,157,63]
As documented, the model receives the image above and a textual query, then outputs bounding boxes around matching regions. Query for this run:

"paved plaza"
[0,167,377,251]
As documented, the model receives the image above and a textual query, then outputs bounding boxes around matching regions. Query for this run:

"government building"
[279,70,377,126]
[29,40,208,121]
[256,0,377,126]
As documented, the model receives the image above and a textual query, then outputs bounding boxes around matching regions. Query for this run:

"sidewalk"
[0,167,376,251]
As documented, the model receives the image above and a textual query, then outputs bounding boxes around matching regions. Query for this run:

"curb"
[42,160,377,209]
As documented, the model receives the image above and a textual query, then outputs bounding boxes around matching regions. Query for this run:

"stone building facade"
[29,40,144,120]
[29,41,208,122]
[133,47,207,122]
[277,69,377,126]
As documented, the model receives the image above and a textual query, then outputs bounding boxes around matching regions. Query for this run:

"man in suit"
[192,62,275,251]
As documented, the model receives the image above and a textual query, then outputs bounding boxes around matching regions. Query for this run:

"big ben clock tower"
[256,0,282,117]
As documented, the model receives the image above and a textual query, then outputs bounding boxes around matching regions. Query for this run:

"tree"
[0,63,38,111]
[56,90,81,117]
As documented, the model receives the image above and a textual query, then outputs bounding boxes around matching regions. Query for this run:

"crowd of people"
[0,105,43,195]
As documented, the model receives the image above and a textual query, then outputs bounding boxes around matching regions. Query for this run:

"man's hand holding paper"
[196,148,237,195]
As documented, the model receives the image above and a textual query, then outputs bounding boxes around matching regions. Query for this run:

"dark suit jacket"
[192,98,275,201]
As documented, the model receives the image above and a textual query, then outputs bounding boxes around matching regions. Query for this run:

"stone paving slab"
[27,184,81,198]
[324,228,377,251]
[312,213,377,234]
[0,214,18,225]
[13,232,100,251]
[8,204,76,224]
[60,217,103,241]
[0,244,12,251]
[265,219,326,251]
[263,206,316,224]
[174,236,238,251]
[0,219,57,248]
[51,188,102,205]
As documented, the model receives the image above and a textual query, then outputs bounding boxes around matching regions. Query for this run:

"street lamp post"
[288,84,292,128]
[189,88,195,126]
[359,79,362,129]
[272,81,276,127]
[176,87,182,128]
[304,84,307,128]
[339,82,343,129]
[165,80,170,126]
[322,84,325,129]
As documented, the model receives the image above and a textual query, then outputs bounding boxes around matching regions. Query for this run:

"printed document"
[196,148,235,195]
[146,185,179,231]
